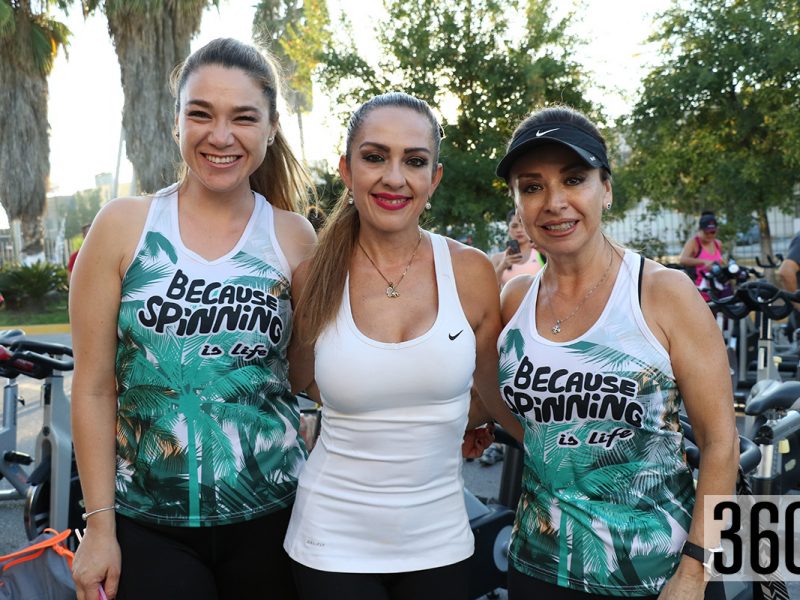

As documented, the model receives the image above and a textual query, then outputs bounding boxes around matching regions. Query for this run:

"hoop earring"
[268,136,275,145]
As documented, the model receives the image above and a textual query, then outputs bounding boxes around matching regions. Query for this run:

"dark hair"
[508,106,611,181]
[170,38,313,213]
[296,92,442,344]
[306,205,327,232]
[344,92,443,169]
[506,209,518,224]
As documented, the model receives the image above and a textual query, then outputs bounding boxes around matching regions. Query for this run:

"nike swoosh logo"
[535,128,559,137]
[449,330,464,340]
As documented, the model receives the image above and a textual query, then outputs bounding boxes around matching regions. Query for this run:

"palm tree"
[81,0,216,194]
[0,0,69,261]
[252,0,330,163]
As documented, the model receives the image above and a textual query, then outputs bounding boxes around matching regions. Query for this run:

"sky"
[43,0,672,201]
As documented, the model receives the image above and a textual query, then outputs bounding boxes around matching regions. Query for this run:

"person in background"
[69,38,316,600]
[491,209,545,288]
[284,91,522,600]
[67,222,92,284]
[679,211,723,300]
[481,209,545,466]
[777,230,800,339]
[495,105,737,599]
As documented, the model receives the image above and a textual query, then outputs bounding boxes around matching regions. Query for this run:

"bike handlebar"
[708,279,800,320]
[0,340,74,379]
[755,254,783,269]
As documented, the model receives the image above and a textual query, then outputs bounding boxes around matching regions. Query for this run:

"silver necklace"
[358,230,423,298]
[547,250,615,334]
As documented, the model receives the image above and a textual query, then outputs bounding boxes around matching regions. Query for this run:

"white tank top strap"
[257,192,292,281]
[428,232,462,316]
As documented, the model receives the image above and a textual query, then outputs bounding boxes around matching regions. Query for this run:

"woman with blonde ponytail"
[284,92,522,599]
[69,38,316,599]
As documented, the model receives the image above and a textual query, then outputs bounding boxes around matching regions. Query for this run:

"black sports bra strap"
[638,254,645,306]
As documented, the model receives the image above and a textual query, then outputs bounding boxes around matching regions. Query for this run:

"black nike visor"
[496,122,611,181]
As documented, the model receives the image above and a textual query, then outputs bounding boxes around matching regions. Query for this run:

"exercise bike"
[0,329,82,543]
[709,280,800,495]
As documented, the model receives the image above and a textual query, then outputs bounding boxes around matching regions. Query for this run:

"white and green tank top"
[497,250,695,596]
[115,184,305,527]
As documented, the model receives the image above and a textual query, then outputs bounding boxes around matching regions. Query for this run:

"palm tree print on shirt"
[116,232,303,525]
[499,329,694,595]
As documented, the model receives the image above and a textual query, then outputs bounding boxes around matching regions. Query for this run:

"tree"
[81,0,216,194]
[317,0,596,248]
[252,0,330,163]
[619,0,800,257]
[0,0,69,261]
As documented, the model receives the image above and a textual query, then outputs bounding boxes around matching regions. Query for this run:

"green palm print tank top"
[115,184,305,527]
[497,251,695,596]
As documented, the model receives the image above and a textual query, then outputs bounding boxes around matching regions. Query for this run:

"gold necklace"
[547,249,615,334]
[358,230,423,298]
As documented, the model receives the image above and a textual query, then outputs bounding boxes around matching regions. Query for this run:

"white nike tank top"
[284,233,476,572]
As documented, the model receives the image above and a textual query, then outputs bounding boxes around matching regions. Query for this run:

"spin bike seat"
[745,380,800,415]
[0,329,25,345]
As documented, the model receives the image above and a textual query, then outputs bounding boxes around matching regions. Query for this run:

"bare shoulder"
[489,250,505,268]
[444,237,499,324]
[94,195,152,227]
[273,207,317,272]
[500,274,534,324]
[640,257,712,341]
[88,195,152,258]
[273,207,316,238]
[446,237,494,277]
[641,258,698,303]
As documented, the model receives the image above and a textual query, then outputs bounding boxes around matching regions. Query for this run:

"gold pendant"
[552,321,561,334]
[386,286,399,298]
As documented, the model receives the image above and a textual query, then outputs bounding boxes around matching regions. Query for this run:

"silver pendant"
[386,286,399,298]
[552,321,561,334]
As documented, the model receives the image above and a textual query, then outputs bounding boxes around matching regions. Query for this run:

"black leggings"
[508,565,726,599]
[116,508,297,600]
[290,558,469,600]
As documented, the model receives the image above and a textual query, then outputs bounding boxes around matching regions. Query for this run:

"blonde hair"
[295,92,443,344]
[170,38,313,213]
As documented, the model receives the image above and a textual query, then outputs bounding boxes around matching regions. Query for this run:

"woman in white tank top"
[284,92,523,600]
[494,106,738,599]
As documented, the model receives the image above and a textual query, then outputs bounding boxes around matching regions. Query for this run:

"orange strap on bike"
[0,528,74,571]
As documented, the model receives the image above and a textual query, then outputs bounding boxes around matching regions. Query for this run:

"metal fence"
[604,200,800,263]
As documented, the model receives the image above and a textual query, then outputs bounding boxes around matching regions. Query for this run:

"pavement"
[0,327,510,597]
[0,330,72,555]
[4,327,799,599]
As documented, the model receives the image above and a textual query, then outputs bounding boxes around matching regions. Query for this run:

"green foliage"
[0,1,71,76]
[253,0,330,113]
[0,262,67,311]
[308,161,344,212]
[63,187,103,239]
[316,0,596,248]
[619,0,800,242]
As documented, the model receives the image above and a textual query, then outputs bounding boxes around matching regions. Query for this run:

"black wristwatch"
[681,540,723,576]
